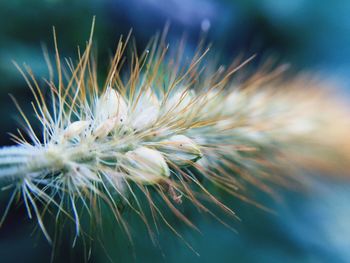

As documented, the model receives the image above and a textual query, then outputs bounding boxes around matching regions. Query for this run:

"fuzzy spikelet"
[156,135,202,166]
[124,146,170,184]
[0,22,350,245]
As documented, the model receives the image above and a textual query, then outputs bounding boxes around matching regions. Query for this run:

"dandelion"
[0,19,350,251]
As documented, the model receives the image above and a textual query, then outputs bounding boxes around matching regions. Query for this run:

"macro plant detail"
[0,20,349,248]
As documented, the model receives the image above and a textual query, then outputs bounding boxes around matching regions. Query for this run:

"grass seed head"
[0,20,349,250]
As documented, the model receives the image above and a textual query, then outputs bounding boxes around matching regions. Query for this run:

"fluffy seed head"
[0,20,350,248]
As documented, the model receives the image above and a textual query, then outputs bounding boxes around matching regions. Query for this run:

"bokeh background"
[1,0,350,262]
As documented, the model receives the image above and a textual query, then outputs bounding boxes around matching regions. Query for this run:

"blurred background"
[0,0,350,262]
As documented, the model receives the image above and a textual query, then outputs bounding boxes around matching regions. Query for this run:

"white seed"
[63,121,90,139]
[95,87,128,123]
[130,88,160,130]
[164,89,194,114]
[131,105,159,130]
[93,118,116,138]
[125,147,170,184]
[143,88,159,106]
[158,134,202,166]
